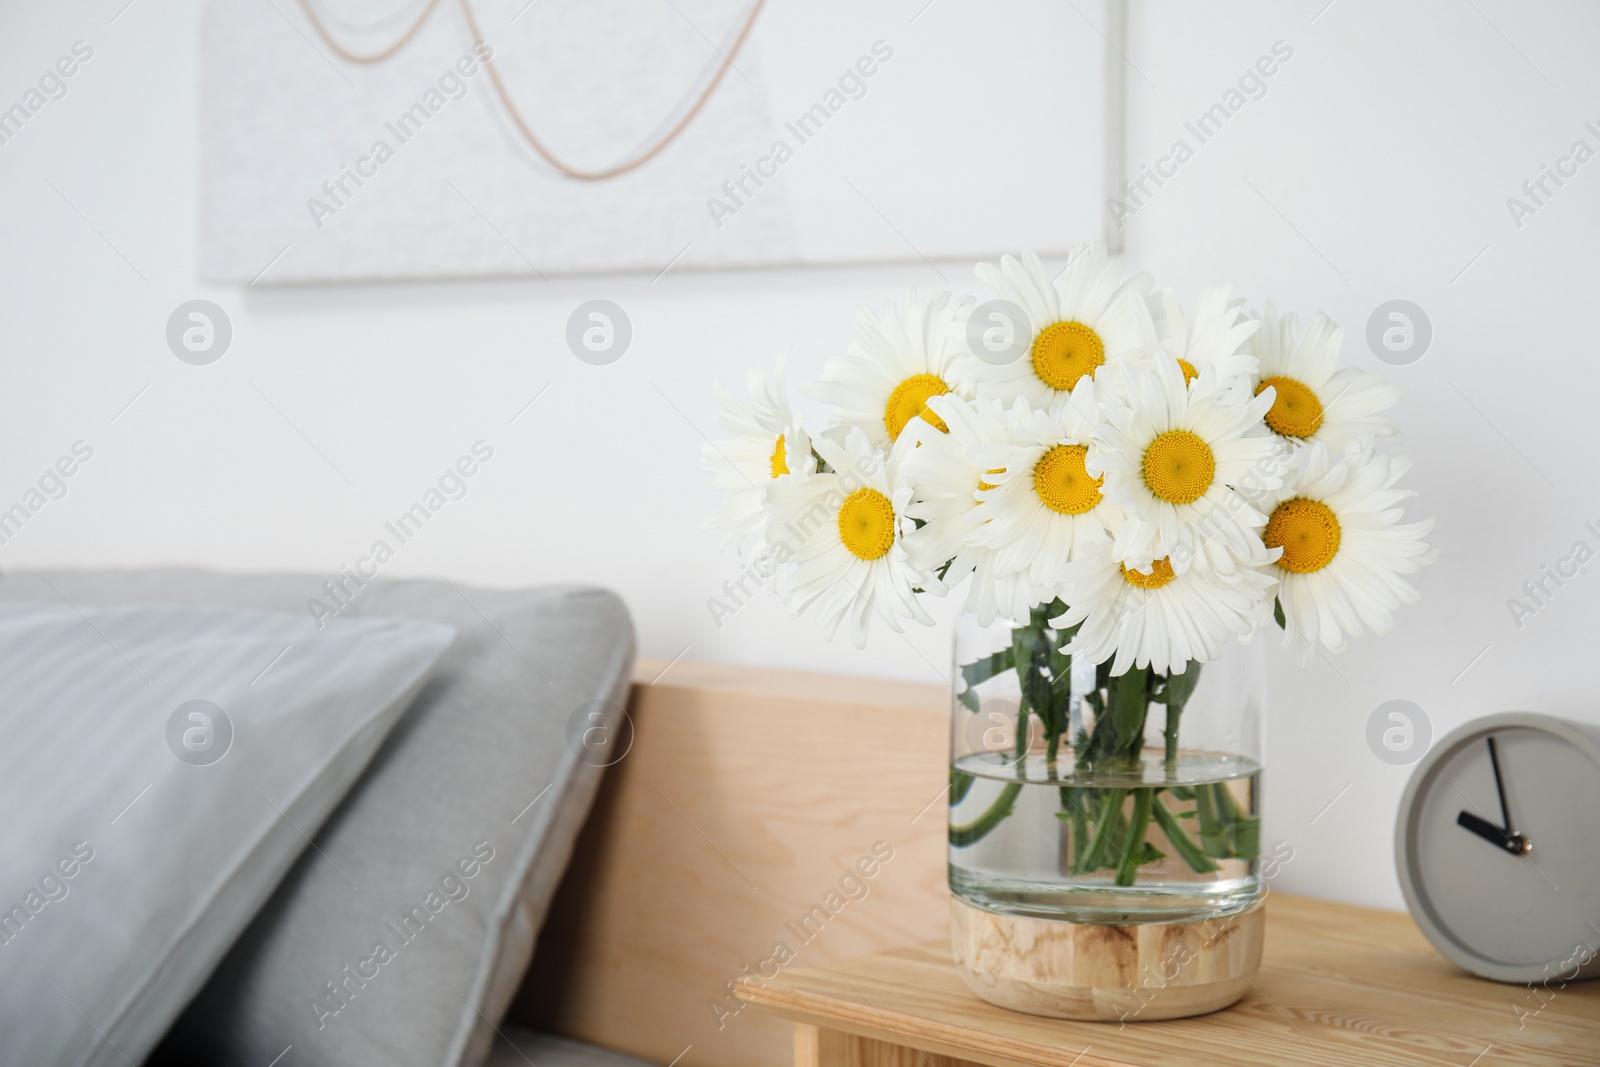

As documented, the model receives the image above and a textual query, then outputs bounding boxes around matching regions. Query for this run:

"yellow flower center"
[837,488,896,561]
[1141,430,1215,505]
[977,468,1005,493]
[1177,358,1199,385]
[1033,445,1102,515]
[1256,375,1324,439]
[1121,557,1176,589]
[1264,497,1342,573]
[884,374,950,439]
[769,434,788,478]
[1031,321,1105,391]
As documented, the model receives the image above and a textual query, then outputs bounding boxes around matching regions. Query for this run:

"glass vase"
[948,603,1265,925]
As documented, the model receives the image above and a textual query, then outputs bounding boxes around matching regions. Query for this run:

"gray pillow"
[0,570,635,1067]
[0,599,454,1067]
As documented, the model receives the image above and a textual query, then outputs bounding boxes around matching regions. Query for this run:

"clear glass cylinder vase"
[948,606,1266,925]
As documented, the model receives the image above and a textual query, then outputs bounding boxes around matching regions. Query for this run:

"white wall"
[2,0,1597,913]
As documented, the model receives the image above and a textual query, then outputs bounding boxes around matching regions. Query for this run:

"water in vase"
[949,748,1263,925]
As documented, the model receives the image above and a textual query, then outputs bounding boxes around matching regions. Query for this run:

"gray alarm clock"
[1395,711,1600,984]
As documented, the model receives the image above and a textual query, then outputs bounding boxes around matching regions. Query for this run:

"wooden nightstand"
[737,894,1600,1067]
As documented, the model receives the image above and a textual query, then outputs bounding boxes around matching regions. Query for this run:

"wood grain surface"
[512,658,953,1067]
[742,893,1600,1067]
[795,1023,983,1067]
[950,897,1262,1021]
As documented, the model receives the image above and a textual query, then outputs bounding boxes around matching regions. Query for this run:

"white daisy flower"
[1091,357,1287,573]
[959,554,1040,631]
[1051,544,1277,677]
[701,357,813,553]
[804,288,974,451]
[1144,286,1259,389]
[900,395,1036,625]
[1247,302,1405,453]
[961,382,1127,607]
[1265,443,1436,667]
[764,427,932,648]
[968,244,1152,405]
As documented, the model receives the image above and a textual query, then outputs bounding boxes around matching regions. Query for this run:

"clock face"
[1400,716,1600,981]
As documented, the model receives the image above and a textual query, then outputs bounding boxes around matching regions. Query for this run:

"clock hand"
[1482,735,1533,854]
[1457,810,1532,856]
[1487,736,1515,832]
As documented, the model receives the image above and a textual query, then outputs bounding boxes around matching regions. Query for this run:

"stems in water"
[1117,789,1155,886]
[949,782,1022,847]
[951,609,1251,890]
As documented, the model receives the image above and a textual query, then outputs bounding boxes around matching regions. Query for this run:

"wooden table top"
[738,893,1600,1067]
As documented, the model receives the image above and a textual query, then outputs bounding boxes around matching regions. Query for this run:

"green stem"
[1077,690,1105,769]
[1117,789,1155,886]
[1164,703,1181,769]
[1052,657,1230,881]
[1074,787,1125,873]
[1210,781,1260,859]
[1014,694,1029,763]
[949,769,975,806]
[1150,794,1220,874]
[1010,610,1042,763]
[1102,666,1151,769]
[1062,786,1088,870]
[952,604,1068,851]
[949,783,1023,847]
[1195,782,1230,857]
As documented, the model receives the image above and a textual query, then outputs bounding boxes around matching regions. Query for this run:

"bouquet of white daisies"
[702,243,1434,879]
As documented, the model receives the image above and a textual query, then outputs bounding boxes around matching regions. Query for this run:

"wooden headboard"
[509,658,951,1067]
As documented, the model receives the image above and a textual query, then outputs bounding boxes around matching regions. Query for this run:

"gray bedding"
[0,570,635,1067]
[486,1027,657,1067]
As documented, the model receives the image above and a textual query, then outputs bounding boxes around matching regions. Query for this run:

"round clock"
[1395,711,1600,984]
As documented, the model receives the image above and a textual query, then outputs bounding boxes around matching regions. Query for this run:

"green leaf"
[1160,662,1202,711]
[1013,609,1076,764]
[1047,641,1074,691]
[957,649,1014,716]
[1134,840,1166,866]
[960,649,1015,691]
[1101,666,1151,766]
[1025,664,1057,758]
[1010,625,1039,686]
[1273,596,1286,630]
